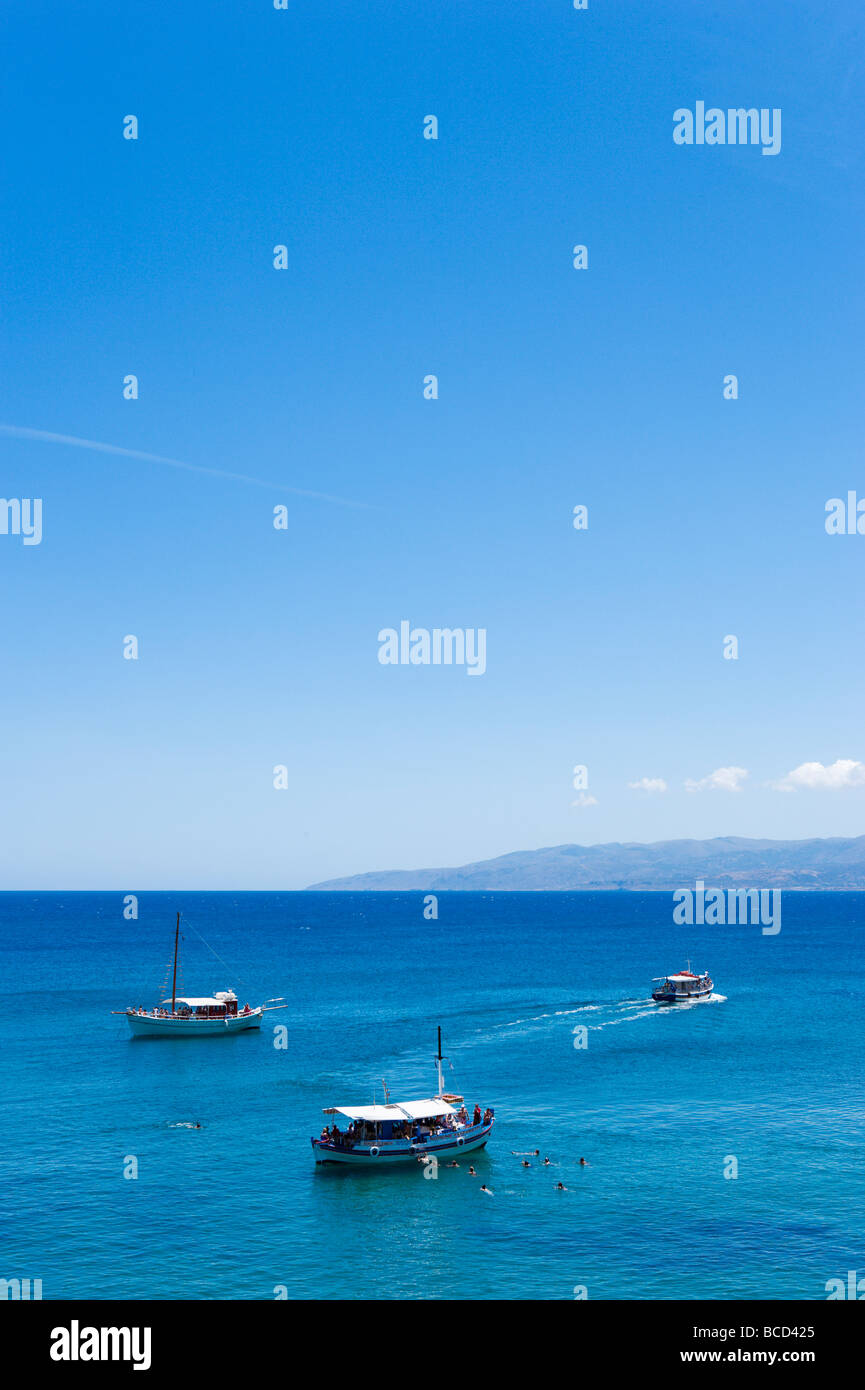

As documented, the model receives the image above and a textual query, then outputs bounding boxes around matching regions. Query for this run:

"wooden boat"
[311,1028,494,1165]
[652,962,714,1003]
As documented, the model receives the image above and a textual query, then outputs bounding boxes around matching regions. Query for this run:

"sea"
[1,890,862,1301]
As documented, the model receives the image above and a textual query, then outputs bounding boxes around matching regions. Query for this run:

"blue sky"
[1,1,864,887]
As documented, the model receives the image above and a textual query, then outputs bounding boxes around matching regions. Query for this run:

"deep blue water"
[1,891,863,1301]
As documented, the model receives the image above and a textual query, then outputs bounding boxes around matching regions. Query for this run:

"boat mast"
[171,912,181,1011]
[436,1026,444,1097]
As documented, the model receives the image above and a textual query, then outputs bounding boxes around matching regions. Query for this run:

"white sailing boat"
[114,912,286,1037]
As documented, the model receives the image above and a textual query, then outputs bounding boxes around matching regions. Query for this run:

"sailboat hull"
[126,1010,263,1037]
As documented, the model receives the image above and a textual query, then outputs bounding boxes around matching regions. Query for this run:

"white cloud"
[771,759,865,792]
[570,792,598,808]
[628,777,668,793]
[685,766,749,793]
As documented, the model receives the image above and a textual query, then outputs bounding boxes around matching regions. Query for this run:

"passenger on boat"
[473,1105,481,1126]
[483,1108,493,1125]
[457,1105,468,1123]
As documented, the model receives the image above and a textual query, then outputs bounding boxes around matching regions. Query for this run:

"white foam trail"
[590,1008,658,1028]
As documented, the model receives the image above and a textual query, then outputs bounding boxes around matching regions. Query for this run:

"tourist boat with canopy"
[113,912,286,1036]
[312,1028,495,1165]
[651,962,714,1004]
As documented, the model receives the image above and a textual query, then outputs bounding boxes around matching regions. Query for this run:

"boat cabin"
[168,992,240,1018]
[663,971,705,993]
[651,968,713,1002]
[321,1098,468,1146]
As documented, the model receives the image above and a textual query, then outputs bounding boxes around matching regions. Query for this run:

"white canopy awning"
[163,997,225,1007]
[323,1104,407,1122]
[397,1099,457,1120]
[323,1098,458,1122]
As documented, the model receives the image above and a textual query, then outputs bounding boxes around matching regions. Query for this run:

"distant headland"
[307,835,865,891]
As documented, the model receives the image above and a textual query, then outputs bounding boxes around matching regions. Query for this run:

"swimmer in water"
[579,1157,589,1166]
[445,1161,459,1168]
[521,1160,531,1168]
[468,1166,477,1176]
[480,1184,493,1195]
[543,1157,551,1166]
[556,1182,567,1190]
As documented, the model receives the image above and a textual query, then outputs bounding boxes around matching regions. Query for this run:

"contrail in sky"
[0,424,375,510]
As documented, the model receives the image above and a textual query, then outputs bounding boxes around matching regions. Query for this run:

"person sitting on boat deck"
[482,1108,493,1125]
[457,1105,468,1124]
[242,1003,251,1014]
[473,1104,482,1127]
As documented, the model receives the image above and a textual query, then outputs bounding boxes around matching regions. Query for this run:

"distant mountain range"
[307,836,865,891]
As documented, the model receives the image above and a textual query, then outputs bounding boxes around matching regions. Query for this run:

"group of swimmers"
[420,1152,589,1195]
[512,1149,590,1172]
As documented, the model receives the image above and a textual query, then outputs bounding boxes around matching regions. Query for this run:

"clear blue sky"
[1,1,864,887]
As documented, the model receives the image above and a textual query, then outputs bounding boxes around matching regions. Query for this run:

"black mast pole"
[171,912,180,1012]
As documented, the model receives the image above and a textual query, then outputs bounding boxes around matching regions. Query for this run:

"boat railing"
[315,1119,490,1150]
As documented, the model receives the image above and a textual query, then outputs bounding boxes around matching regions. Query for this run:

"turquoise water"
[2,891,862,1301]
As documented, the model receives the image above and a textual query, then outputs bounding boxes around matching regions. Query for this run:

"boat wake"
[583,1004,658,1030]
[505,1003,600,1027]
[476,990,726,1047]
[576,991,726,1031]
